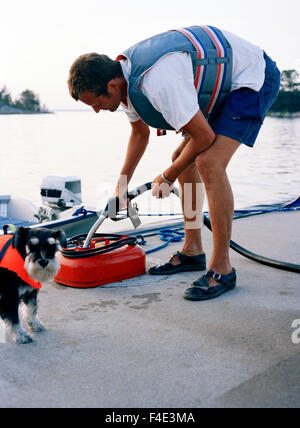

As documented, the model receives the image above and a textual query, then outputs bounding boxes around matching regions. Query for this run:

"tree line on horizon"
[1,69,299,114]
[269,69,300,114]
[0,86,46,112]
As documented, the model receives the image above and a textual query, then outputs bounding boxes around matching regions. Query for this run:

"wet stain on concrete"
[129,293,162,310]
[72,300,119,317]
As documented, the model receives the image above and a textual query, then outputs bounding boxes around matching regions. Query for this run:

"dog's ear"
[52,229,67,248]
[13,227,30,253]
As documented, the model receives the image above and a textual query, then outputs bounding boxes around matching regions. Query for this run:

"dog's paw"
[14,329,33,344]
[5,323,33,344]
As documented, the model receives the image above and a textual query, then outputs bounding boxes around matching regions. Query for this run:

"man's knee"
[195,153,223,181]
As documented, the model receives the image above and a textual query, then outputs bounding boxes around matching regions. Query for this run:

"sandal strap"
[171,252,206,265]
[205,269,236,287]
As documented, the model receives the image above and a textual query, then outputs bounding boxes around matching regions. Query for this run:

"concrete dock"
[0,211,299,408]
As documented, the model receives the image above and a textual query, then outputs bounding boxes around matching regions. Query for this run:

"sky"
[1,0,300,110]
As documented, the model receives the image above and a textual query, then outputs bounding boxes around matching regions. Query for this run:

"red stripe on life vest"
[176,29,202,90]
[206,64,222,113]
[200,26,224,114]
[201,26,222,57]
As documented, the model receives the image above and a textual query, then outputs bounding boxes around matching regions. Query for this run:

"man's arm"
[116,119,150,198]
[162,110,215,182]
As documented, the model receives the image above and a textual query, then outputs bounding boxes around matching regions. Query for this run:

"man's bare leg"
[170,136,205,265]
[195,134,240,286]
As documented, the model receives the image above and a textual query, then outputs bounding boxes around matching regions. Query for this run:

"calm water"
[0,111,299,214]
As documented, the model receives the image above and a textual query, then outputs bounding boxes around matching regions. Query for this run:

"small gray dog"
[0,227,66,344]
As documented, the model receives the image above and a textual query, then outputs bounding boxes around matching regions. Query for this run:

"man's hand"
[152,173,174,199]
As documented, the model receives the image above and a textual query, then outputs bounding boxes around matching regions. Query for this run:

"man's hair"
[68,53,123,100]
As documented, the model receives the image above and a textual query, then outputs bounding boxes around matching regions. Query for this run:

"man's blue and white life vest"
[117,26,233,130]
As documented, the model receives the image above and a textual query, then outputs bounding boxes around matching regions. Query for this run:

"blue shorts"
[209,52,281,147]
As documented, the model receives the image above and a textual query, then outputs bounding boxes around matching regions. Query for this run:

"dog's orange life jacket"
[0,234,41,289]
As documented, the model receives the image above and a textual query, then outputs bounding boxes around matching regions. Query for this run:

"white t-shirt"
[120,29,266,132]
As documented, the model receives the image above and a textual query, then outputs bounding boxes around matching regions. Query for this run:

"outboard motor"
[38,176,82,221]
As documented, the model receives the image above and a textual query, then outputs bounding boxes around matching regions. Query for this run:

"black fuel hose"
[203,215,300,274]
[60,233,137,258]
